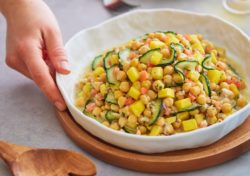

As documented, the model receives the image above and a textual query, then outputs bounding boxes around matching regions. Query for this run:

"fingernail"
[55,101,66,111]
[60,61,70,72]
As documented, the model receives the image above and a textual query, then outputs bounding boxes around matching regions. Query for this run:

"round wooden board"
[56,110,250,174]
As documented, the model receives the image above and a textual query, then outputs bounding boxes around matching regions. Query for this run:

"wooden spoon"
[0,141,96,176]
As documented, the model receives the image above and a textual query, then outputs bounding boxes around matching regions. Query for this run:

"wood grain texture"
[0,141,96,176]
[56,110,250,174]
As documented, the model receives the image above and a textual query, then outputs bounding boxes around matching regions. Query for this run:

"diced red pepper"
[140,87,148,95]
[188,92,196,101]
[86,103,96,112]
[125,97,135,106]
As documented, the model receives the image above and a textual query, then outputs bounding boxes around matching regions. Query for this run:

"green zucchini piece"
[118,48,130,64]
[123,125,137,134]
[105,110,120,122]
[91,54,103,70]
[83,111,94,118]
[139,48,161,64]
[202,54,214,70]
[148,99,163,126]
[171,43,184,53]
[105,92,117,104]
[106,66,119,85]
[171,105,201,116]
[174,60,199,83]
[104,51,115,69]
[199,73,212,97]
[164,31,177,35]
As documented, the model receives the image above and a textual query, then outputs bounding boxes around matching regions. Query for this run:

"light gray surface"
[0,0,249,175]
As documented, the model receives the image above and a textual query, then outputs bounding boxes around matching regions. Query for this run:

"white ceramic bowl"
[56,9,250,153]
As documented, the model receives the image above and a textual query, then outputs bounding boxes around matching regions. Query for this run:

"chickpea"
[172,119,181,129]
[163,98,174,107]
[123,62,130,72]
[153,80,164,91]
[173,73,183,83]
[110,122,120,130]
[139,45,150,55]
[156,117,165,126]
[197,94,206,105]
[110,104,119,112]
[118,117,127,127]
[163,65,174,75]
[118,96,127,108]
[164,124,175,135]
[163,75,172,85]
[114,90,123,99]
[221,103,232,114]
[75,97,85,107]
[207,116,217,125]
[102,121,110,127]
[119,81,130,92]
[182,82,192,92]
[143,109,152,117]
[142,80,152,89]
[100,73,107,82]
[137,63,147,71]
[237,97,248,107]
[133,81,141,90]
[140,95,150,105]
[131,58,139,67]
[220,82,229,89]
[92,107,102,116]
[190,86,201,96]
[138,125,147,134]
[116,71,127,81]
[206,107,217,117]
[161,48,170,58]
[176,91,185,100]
[147,90,157,100]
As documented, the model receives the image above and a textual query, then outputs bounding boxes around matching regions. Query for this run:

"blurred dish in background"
[223,0,250,14]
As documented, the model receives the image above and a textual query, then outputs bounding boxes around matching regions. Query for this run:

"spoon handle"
[0,140,30,166]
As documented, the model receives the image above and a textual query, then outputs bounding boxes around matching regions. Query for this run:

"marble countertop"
[0,0,249,175]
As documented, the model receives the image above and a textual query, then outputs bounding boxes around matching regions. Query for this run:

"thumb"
[44,28,70,74]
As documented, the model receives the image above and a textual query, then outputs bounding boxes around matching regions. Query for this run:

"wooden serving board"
[56,110,250,174]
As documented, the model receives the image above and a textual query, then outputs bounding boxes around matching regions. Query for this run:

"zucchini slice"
[139,47,177,67]
[104,51,115,69]
[106,66,119,85]
[118,48,130,64]
[171,105,201,116]
[227,64,241,79]
[170,43,184,53]
[105,92,117,104]
[164,31,177,35]
[202,54,214,70]
[105,110,120,122]
[123,125,137,134]
[91,54,103,70]
[199,73,212,97]
[139,48,161,64]
[148,99,163,126]
[174,60,199,83]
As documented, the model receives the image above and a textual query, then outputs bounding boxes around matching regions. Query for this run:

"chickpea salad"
[75,31,249,136]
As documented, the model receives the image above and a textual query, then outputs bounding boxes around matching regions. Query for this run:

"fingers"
[22,43,67,111]
[43,27,70,74]
[5,55,32,79]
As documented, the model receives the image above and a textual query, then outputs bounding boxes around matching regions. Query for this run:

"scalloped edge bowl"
[56,9,250,153]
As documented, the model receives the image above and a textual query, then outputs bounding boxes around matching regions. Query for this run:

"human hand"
[1,0,70,111]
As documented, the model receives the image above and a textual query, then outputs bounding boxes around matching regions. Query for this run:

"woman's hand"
[1,0,70,111]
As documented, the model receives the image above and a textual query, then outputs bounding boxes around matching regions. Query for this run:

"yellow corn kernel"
[194,114,205,125]
[128,87,141,100]
[211,52,217,63]
[82,83,92,96]
[130,100,145,117]
[229,84,239,97]
[100,84,108,96]
[158,88,175,98]
[149,125,163,136]
[93,67,105,77]
[151,67,163,80]
[177,112,190,120]
[174,98,192,110]
[150,51,163,65]
[207,70,222,84]
[182,119,198,131]
[165,116,176,125]
[187,71,200,82]
[150,40,165,49]
[193,52,203,64]
[127,67,140,82]
[110,54,119,65]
